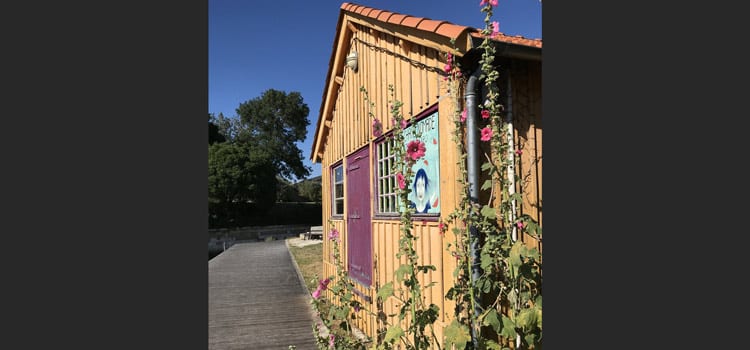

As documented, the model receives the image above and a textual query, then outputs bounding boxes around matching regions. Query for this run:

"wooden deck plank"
[209,241,318,350]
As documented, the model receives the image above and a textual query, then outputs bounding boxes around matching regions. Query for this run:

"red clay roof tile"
[469,32,542,48]
[376,11,393,22]
[435,22,466,39]
[387,13,407,25]
[400,16,424,28]
[416,19,446,32]
[340,2,541,49]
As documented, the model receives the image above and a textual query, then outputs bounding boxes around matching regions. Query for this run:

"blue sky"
[209,0,541,181]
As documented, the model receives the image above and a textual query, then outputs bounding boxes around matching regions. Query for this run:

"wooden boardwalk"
[209,240,318,350]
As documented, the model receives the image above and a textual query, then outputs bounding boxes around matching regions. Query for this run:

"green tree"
[208,114,226,144]
[235,89,311,181]
[208,142,277,226]
[297,177,322,203]
[210,112,240,142]
[276,176,302,202]
[208,89,311,227]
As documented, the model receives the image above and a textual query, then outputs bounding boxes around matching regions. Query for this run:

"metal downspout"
[464,68,482,347]
[506,67,518,243]
[505,64,523,350]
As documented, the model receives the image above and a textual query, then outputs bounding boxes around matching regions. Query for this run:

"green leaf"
[481,205,496,220]
[480,251,494,271]
[377,282,394,300]
[417,265,437,273]
[395,264,412,282]
[481,162,492,171]
[481,339,502,350]
[444,320,471,350]
[508,193,523,203]
[517,309,537,329]
[510,241,523,268]
[384,325,404,343]
[481,279,491,293]
[524,333,537,347]
[445,287,456,300]
[524,248,540,262]
[501,315,517,339]
[334,306,349,320]
[536,306,543,329]
[483,308,501,333]
[481,179,493,190]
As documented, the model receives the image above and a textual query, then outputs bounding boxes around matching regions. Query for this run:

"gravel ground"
[287,237,323,248]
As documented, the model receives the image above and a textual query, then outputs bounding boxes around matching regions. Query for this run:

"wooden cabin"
[310,2,542,345]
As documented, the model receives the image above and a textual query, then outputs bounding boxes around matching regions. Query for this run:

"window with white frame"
[332,163,344,216]
[375,137,398,214]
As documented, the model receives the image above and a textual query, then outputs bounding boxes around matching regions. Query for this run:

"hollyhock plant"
[481,127,492,141]
[319,278,331,290]
[516,221,525,229]
[406,140,426,160]
[480,0,498,6]
[312,288,321,299]
[491,21,500,36]
[372,118,383,137]
[396,172,405,190]
[328,227,339,241]
[481,109,490,119]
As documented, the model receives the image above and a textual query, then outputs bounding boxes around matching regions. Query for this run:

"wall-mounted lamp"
[346,50,358,72]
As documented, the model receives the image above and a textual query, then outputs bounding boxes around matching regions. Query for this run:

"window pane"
[336,199,344,215]
[335,183,343,198]
[335,166,343,183]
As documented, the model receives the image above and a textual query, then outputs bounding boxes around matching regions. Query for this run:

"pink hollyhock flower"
[480,0,488,5]
[515,149,523,155]
[481,109,490,119]
[460,109,467,122]
[312,287,321,299]
[328,228,339,241]
[396,172,405,190]
[490,0,498,6]
[516,221,525,229]
[319,278,331,290]
[372,118,382,137]
[406,140,426,160]
[447,52,453,64]
[491,21,500,36]
[444,63,452,73]
[481,127,492,141]
[400,119,407,129]
[329,334,335,348]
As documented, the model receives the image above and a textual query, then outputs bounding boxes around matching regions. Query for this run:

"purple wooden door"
[346,147,372,286]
